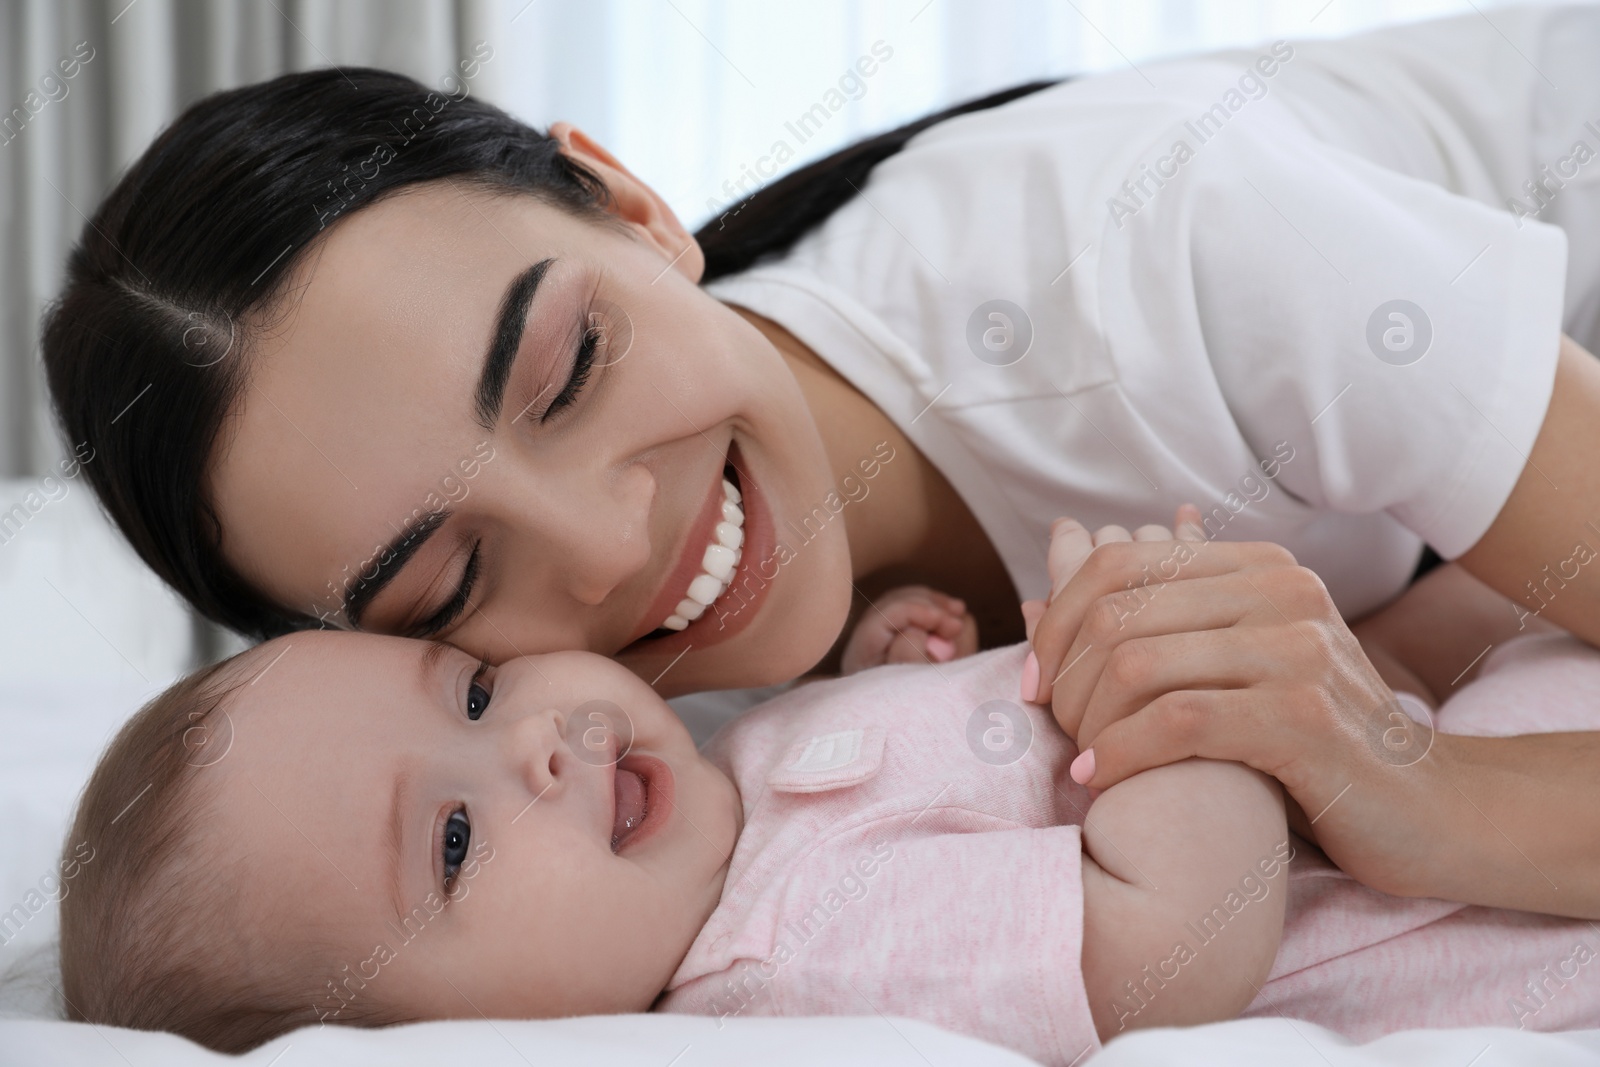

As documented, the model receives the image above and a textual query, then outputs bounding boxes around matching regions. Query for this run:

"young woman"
[42,7,1600,918]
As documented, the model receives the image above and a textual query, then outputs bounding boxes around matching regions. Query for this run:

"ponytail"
[694,79,1063,282]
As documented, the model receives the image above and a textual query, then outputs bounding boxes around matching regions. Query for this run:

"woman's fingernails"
[926,635,956,662]
[1021,651,1040,702]
[1070,747,1096,785]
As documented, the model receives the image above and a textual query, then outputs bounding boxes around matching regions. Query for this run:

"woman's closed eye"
[407,543,481,640]
[539,305,603,422]
[404,303,606,639]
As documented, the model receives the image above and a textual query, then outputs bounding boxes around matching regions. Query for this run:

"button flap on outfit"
[766,727,886,793]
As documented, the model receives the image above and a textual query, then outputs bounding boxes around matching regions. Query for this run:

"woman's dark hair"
[42,65,1059,640]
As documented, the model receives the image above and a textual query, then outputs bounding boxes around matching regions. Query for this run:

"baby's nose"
[506,709,566,796]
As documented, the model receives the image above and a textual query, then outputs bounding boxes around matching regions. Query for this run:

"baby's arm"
[1080,760,1287,1037]
[1037,511,1289,1039]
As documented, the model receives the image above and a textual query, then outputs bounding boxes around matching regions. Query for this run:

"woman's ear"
[549,122,705,284]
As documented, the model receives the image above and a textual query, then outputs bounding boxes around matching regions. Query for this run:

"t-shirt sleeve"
[1121,110,1568,560]
[763,825,1098,1067]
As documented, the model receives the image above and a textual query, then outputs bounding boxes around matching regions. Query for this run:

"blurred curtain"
[0,0,510,477]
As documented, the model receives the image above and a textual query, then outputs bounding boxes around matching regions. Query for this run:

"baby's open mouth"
[610,754,671,853]
[611,764,647,851]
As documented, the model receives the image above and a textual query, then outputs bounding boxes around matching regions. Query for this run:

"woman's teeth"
[661,477,745,631]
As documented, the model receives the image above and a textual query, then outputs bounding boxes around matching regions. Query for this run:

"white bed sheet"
[9,1003,1600,1066]
[4,477,1600,1065]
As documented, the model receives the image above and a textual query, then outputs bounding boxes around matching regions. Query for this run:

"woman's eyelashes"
[539,305,603,423]
[442,809,471,885]
[408,543,481,639]
[407,305,607,637]
[408,302,611,638]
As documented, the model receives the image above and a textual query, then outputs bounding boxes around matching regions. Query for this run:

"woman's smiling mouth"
[623,440,776,656]
[659,475,743,631]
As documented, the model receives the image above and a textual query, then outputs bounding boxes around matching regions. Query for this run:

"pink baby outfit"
[657,640,1600,1064]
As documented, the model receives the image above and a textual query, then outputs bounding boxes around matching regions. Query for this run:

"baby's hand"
[840,585,980,674]
[1020,505,1206,643]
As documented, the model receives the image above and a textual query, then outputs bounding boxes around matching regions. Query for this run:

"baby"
[56,515,1600,1062]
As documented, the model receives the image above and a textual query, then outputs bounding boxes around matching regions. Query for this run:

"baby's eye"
[466,661,491,721]
[443,810,471,883]
[466,681,491,720]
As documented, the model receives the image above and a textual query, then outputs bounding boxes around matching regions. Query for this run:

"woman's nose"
[552,464,656,606]
[492,459,655,609]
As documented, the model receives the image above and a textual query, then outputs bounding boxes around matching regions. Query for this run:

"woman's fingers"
[1029,538,1296,708]
[1132,523,1173,541]
[1069,690,1262,788]
[1176,503,1206,541]
[1021,598,1046,642]
[1046,569,1264,739]
[1092,524,1131,545]
[1048,519,1096,598]
[1073,625,1268,749]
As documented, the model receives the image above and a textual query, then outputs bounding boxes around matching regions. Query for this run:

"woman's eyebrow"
[344,509,453,628]
[475,257,555,430]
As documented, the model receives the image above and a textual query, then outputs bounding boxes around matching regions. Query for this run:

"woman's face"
[209,127,854,695]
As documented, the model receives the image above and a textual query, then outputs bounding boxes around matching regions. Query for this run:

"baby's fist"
[840,585,980,675]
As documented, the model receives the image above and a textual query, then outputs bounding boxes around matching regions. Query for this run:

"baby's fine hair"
[56,650,401,1053]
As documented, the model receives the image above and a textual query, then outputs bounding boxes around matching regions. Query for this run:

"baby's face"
[205,631,740,1020]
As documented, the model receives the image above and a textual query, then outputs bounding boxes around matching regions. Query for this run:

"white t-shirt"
[705,6,1600,620]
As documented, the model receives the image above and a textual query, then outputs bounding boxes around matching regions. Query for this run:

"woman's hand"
[1023,509,1452,902]
[1019,506,1207,723]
